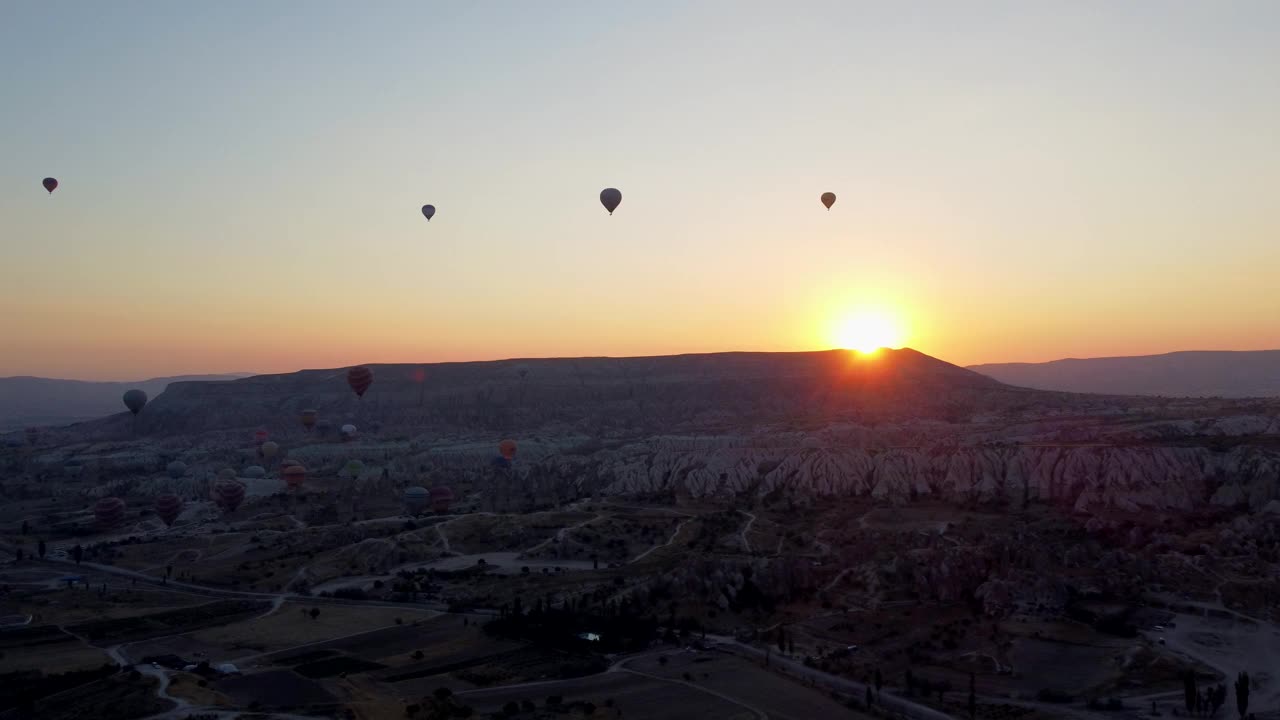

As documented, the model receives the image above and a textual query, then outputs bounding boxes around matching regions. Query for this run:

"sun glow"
[832,309,906,354]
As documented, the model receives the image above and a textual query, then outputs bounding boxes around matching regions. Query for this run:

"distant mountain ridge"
[970,350,1280,398]
[0,373,252,430]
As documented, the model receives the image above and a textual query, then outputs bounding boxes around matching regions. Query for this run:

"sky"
[3,1,1279,381]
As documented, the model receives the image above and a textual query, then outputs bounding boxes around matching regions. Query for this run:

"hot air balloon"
[421,205,435,222]
[316,419,333,438]
[243,465,266,479]
[498,439,517,461]
[166,461,187,480]
[820,192,836,210]
[347,366,373,398]
[342,460,365,479]
[260,441,279,461]
[404,486,428,515]
[429,486,454,514]
[215,479,246,513]
[300,409,318,431]
[599,188,621,215]
[95,496,126,529]
[154,493,183,527]
[283,464,306,491]
[43,178,58,194]
[217,468,237,481]
[341,424,358,441]
[252,429,268,446]
[123,389,148,415]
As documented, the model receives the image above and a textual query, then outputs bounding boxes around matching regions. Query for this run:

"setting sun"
[832,309,906,353]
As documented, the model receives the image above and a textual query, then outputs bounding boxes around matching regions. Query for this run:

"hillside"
[970,350,1280,398]
[0,374,251,430]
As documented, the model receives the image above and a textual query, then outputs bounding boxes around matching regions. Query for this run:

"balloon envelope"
[347,366,373,398]
[429,486,454,513]
[300,409,318,430]
[260,441,279,459]
[166,461,187,480]
[821,192,836,210]
[421,205,435,221]
[244,465,266,479]
[599,188,622,215]
[404,486,429,514]
[43,177,58,194]
[95,496,127,529]
[341,424,357,440]
[123,389,148,415]
[498,439,517,461]
[283,464,306,490]
[215,479,246,513]
[155,493,183,527]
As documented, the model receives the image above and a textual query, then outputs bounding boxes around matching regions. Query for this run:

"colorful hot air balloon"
[166,460,187,479]
[347,366,373,398]
[123,389,148,415]
[215,479,246,513]
[498,439,517,461]
[252,429,268,446]
[421,205,435,222]
[300,409,318,431]
[342,460,365,479]
[243,465,266,479]
[599,188,622,215]
[429,486,454,514]
[260,441,279,461]
[43,177,58,194]
[404,486,428,515]
[95,496,126,529]
[283,463,306,491]
[821,192,836,210]
[154,493,183,527]
[341,423,358,441]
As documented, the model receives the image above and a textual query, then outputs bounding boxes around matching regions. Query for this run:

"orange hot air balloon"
[95,496,127,529]
[347,366,373,398]
[820,192,836,210]
[300,409,317,431]
[154,493,183,527]
[283,464,306,491]
[43,177,58,194]
[498,439,517,461]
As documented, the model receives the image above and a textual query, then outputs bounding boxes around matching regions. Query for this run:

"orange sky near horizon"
[4,2,1279,381]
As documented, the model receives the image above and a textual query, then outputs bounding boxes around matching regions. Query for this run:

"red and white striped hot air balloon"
[154,493,183,527]
[214,479,246,513]
[95,496,127,529]
[347,366,373,398]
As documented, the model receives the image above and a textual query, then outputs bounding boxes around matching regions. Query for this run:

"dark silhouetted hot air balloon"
[404,486,428,514]
[421,205,435,222]
[429,486,454,514]
[243,465,266,479]
[166,461,187,479]
[300,409,317,431]
[123,389,147,415]
[154,493,183,527]
[217,467,237,481]
[215,479,246,513]
[259,441,279,461]
[600,188,621,215]
[43,178,58,194]
[498,439,517,461]
[347,366,373,398]
[341,424,358,441]
[283,464,306,491]
[821,192,836,210]
[95,496,126,529]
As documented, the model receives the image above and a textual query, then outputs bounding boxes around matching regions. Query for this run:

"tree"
[1235,672,1249,719]
[502,701,518,717]
[777,627,786,653]
[309,607,320,621]
[520,700,535,712]
[14,548,23,563]
[37,539,46,559]
[21,520,29,535]
[969,672,977,720]
[875,668,883,692]
[72,544,83,565]
[433,687,451,701]
[865,686,873,708]
[1185,671,1197,715]
[906,668,915,695]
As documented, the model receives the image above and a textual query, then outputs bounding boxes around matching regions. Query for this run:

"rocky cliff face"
[31,349,1280,515]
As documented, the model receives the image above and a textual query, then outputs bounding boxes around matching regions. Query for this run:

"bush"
[502,701,519,716]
